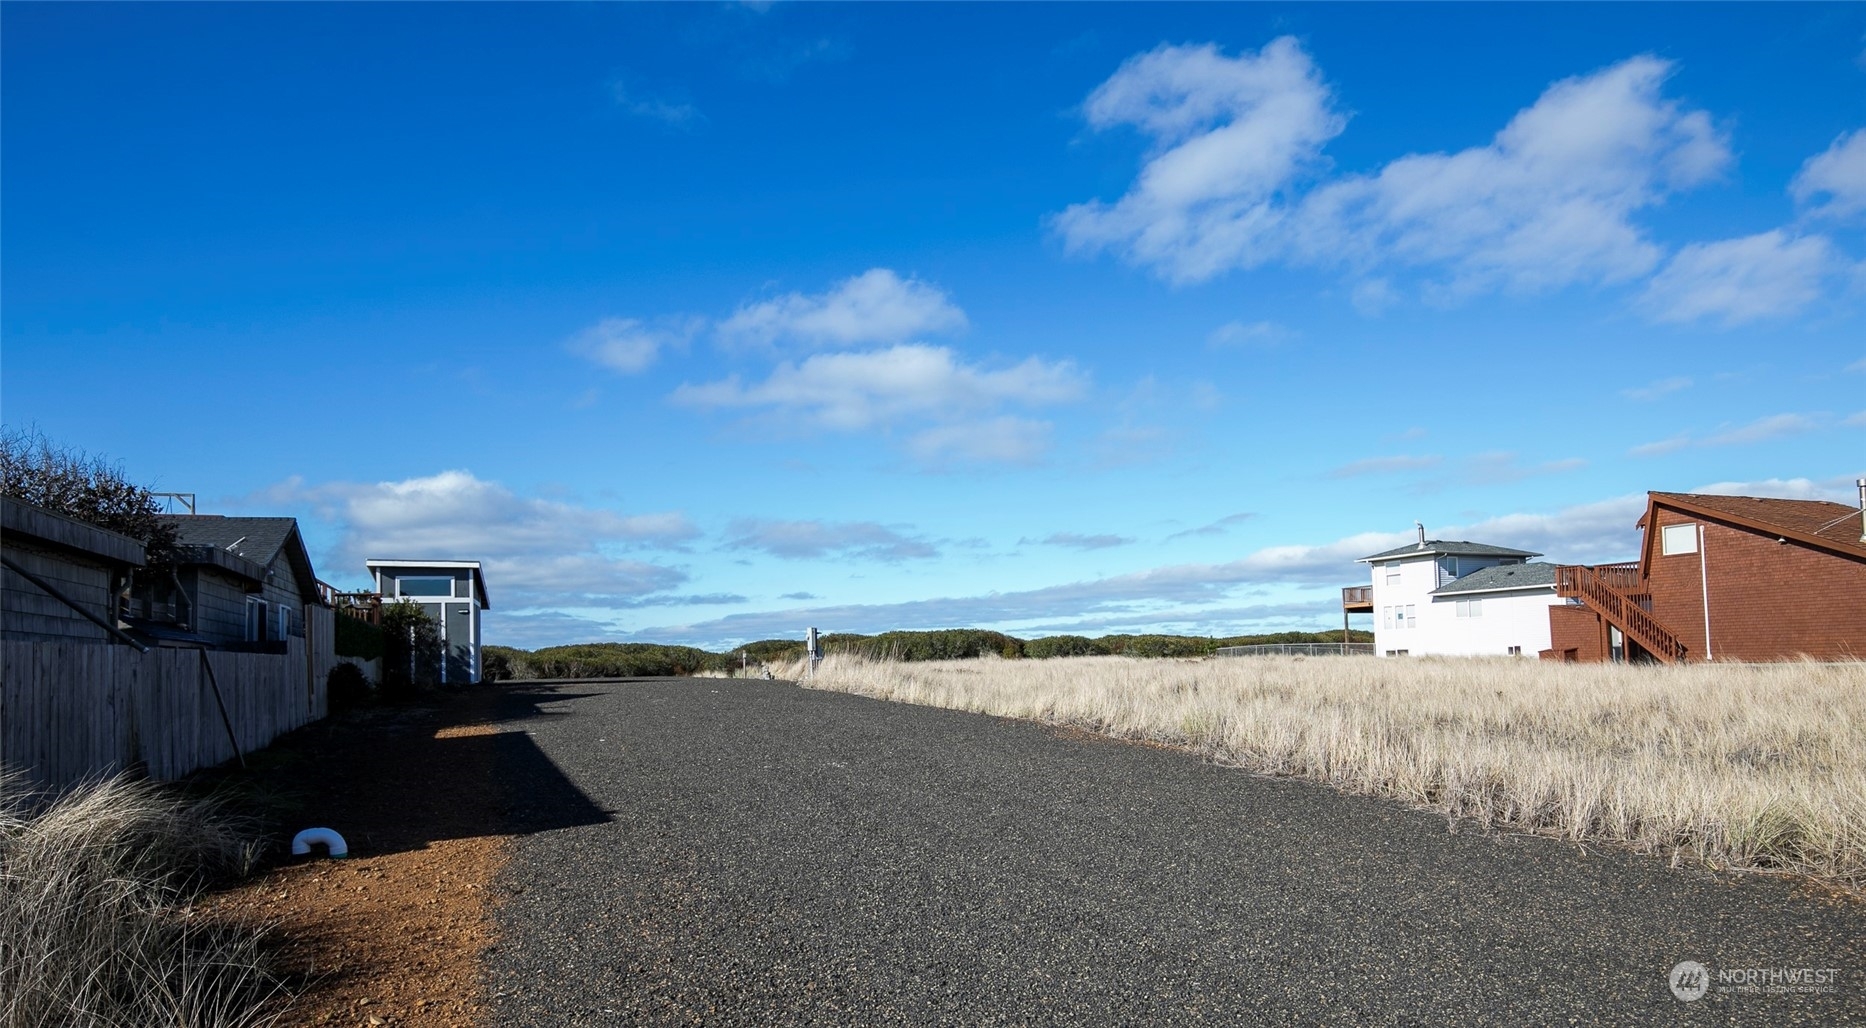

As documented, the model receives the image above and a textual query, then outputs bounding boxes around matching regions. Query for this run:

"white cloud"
[1448,495,1649,564]
[1629,435,1691,457]
[673,343,1085,432]
[1791,128,1866,221]
[1023,532,1134,551]
[1325,454,1442,478]
[568,317,699,374]
[1053,37,1344,284]
[1691,475,1860,503]
[724,518,936,561]
[1206,319,1292,348]
[1702,412,1819,446]
[1621,376,1692,401]
[1058,45,1729,299]
[1640,230,1840,326]
[907,416,1054,467]
[1847,411,1866,427]
[1350,278,1401,315]
[1165,511,1256,541]
[716,269,968,350]
[1453,452,1587,486]
[1292,55,1727,297]
[1631,412,1825,455]
[270,470,698,608]
[1847,357,1866,373]
[612,82,701,126]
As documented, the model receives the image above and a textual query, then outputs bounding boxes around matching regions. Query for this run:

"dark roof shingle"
[1358,540,1540,563]
[1648,492,1866,562]
[158,515,320,599]
[1431,561,1558,596]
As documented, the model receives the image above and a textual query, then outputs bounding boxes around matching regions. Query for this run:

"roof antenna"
[1415,521,1426,549]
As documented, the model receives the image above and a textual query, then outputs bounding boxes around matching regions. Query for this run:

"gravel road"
[484,678,1863,1026]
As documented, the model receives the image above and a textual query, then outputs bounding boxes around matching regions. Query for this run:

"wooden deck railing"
[316,581,382,625]
[1586,561,1644,595]
[1553,565,1686,663]
[1341,585,1373,609]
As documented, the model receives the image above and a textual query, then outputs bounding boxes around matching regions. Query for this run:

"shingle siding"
[1646,506,1866,662]
[184,568,251,645]
[0,541,116,642]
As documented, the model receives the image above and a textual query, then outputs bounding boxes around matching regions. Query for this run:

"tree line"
[480,628,1374,681]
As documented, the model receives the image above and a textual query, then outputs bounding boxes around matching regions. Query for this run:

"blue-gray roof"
[159,515,320,600]
[1430,561,1558,596]
[1358,540,1540,563]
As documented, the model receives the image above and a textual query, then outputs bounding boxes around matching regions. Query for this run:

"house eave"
[1429,583,1558,598]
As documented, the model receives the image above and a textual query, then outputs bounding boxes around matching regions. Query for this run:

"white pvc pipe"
[290,827,349,859]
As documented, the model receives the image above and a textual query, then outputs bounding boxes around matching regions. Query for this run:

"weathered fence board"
[0,638,328,791]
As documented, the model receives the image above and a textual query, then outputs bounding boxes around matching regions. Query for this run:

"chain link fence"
[1215,642,1376,658]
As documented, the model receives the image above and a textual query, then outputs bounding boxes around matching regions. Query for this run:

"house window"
[1507,646,1522,656]
[276,604,295,640]
[1386,566,1402,586]
[1661,522,1698,556]
[1385,649,1410,657]
[1404,604,1416,628]
[398,576,454,597]
[1455,598,1483,618]
[245,598,269,642]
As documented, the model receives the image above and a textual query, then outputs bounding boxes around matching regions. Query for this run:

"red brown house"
[1544,490,1866,663]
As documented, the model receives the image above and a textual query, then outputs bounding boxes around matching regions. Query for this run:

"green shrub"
[379,600,441,699]
[1024,635,1109,659]
[1097,634,1215,658]
[523,643,730,679]
[481,628,1377,678]
[833,629,1024,661]
[333,615,383,661]
[326,662,371,712]
[481,646,527,682]
[739,639,807,663]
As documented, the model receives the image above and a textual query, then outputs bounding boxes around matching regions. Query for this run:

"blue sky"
[5,3,1863,650]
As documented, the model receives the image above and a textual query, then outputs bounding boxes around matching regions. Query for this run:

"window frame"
[396,576,456,598]
[1660,522,1699,556]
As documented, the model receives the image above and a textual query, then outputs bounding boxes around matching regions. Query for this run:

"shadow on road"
[196,683,614,860]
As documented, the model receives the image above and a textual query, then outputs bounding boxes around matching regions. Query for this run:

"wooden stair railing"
[1554,565,1688,663]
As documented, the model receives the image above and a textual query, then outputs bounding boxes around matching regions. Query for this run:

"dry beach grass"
[779,653,1866,891]
[0,774,283,1028]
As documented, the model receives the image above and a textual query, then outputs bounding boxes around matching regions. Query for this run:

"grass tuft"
[0,772,285,1028]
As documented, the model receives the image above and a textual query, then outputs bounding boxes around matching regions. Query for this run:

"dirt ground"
[199,689,521,1027]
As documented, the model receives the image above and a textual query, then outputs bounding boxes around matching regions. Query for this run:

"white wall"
[1370,554,1438,656]
[1416,589,1561,656]
[1369,554,1559,657]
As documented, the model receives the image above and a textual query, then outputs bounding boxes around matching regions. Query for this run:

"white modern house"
[1355,529,1565,657]
[366,559,490,684]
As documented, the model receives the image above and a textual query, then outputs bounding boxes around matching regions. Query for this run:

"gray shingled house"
[133,515,324,648]
[1,496,148,643]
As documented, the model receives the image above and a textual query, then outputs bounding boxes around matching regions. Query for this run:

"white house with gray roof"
[1356,529,1566,657]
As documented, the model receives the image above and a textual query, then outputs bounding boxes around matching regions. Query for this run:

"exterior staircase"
[1553,563,1689,663]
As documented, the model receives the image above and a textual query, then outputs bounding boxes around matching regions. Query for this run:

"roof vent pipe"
[1858,478,1865,543]
[1415,522,1426,549]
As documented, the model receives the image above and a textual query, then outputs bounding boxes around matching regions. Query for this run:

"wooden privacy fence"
[1,632,329,792]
